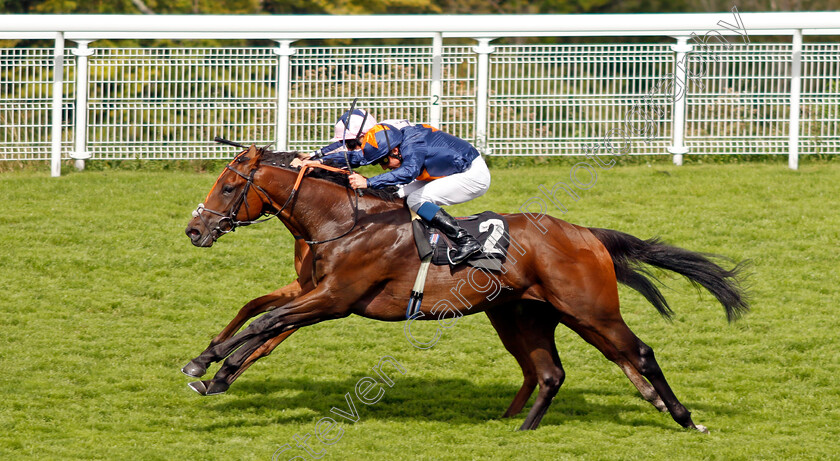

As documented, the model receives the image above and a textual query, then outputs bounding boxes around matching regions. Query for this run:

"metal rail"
[0,12,838,175]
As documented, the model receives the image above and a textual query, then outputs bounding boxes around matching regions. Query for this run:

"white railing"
[0,12,838,175]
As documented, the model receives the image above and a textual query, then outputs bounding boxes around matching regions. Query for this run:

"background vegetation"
[2,0,839,16]
[0,160,838,460]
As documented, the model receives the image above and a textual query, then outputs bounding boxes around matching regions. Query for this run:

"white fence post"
[788,29,803,170]
[70,40,94,171]
[430,32,443,128]
[669,36,692,166]
[50,32,65,177]
[273,40,296,151]
[473,38,495,154]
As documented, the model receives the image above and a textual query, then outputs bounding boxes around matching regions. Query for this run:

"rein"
[194,159,360,246]
[282,163,361,245]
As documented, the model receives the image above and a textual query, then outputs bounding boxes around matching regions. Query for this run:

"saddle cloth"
[412,211,510,271]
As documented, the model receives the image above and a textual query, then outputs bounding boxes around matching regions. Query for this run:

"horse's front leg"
[181,279,306,378]
[228,330,295,382]
[187,329,296,395]
[183,240,314,378]
[189,284,353,395]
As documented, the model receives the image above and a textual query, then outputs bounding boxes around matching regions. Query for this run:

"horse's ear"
[235,145,259,163]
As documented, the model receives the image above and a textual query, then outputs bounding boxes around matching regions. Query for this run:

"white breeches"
[400,155,491,212]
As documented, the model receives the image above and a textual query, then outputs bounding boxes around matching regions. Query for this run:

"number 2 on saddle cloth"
[406,211,511,319]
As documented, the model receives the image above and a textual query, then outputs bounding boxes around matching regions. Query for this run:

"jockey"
[303,108,411,160]
[311,123,491,265]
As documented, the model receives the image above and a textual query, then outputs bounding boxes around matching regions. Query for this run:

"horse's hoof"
[188,380,209,396]
[181,360,207,378]
[205,380,230,396]
[695,424,709,434]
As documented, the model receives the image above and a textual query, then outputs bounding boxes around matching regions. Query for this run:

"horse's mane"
[258,150,401,202]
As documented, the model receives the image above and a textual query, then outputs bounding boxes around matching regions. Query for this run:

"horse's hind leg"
[487,302,565,430]
[518,328,564,430]
[538,235,706,432]
[618,361,667,412]
[559,307,707,432]
[487,302,662,428]
[486,305,537,418]
[486,302,563,421]
[632,335,708,432]
[488,302,666,419]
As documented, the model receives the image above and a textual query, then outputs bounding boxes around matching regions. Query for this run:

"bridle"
[192,152,360,246]
[191,158,279,245]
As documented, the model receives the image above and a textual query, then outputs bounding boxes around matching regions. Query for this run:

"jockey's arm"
[367,141,427,189]
[313,140,353,158]
[318,148,366,168]
[293,147,364,169]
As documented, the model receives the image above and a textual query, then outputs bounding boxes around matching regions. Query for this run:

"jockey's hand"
[294,159,321,169]
[348,173,368,190]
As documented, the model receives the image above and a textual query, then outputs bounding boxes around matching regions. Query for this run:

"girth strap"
[406,211,433,319]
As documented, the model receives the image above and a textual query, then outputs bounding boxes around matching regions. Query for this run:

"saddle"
[411,211,510,271]
[405,211,510,319]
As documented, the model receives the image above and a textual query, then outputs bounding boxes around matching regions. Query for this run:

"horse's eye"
[222,185,235,195]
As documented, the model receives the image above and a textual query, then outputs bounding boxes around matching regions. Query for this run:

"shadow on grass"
[196,374,734,432]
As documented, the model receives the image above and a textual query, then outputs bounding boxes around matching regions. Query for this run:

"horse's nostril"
[187,228,201,239]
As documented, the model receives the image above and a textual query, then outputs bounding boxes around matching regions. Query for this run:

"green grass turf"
[1,161,838,460]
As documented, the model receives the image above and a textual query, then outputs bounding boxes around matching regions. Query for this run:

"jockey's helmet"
[361,124,403,165]
[330,109,378,142]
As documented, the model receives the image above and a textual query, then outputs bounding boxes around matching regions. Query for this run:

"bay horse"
[183,145,748,432]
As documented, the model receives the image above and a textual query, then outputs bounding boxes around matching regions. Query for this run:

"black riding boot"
[429,208,482,265]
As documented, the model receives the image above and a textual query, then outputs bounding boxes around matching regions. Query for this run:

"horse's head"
[185,145,269,247]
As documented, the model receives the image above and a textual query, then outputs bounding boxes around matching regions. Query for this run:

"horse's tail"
[589,227,750,323]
